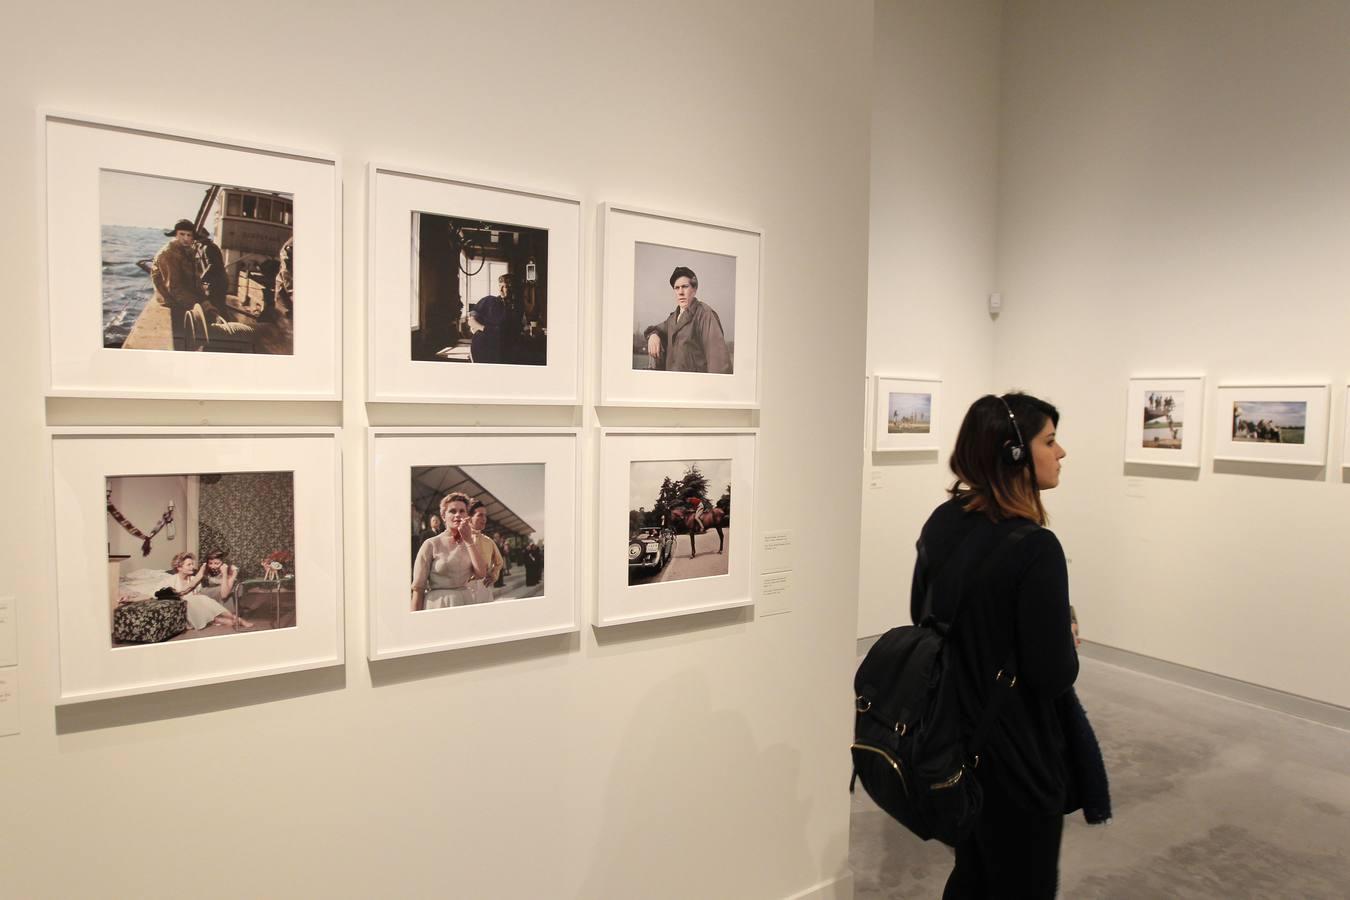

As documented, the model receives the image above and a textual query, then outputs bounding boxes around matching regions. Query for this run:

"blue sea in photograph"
[101,224,165,348]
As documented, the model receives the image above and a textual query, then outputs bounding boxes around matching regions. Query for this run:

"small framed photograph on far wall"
[872,376,940,452]
[1123,376,1205,468]
[1212,383,1330,466]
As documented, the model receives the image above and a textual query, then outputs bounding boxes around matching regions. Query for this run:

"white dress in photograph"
[163,574,230,629]
[412,536,476,609]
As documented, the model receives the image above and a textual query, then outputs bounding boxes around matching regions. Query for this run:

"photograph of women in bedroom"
[105,471,297,646]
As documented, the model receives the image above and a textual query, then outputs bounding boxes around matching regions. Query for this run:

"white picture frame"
[1212,384,1330,466]
[1123,376,1205,468]
[367,427,580,660]
[599,203,762,408]
[872,376,941,452]
[50,427,344,703]
[367,165,582,404]
[1343,387,1350,470]
[597,428,757,627]
[43,113,341,400]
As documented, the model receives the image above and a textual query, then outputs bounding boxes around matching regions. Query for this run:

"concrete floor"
[850,656,1350,898]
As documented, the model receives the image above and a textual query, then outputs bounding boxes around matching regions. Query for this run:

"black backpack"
[849,524,1034,846]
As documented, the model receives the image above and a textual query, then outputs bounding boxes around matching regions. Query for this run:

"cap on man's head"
[164,218,196,236]
[669,266,697,287]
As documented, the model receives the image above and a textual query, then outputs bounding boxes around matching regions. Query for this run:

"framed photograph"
[1123,377,1205,467]
[367,428,579,659]
[597,428,757,627]
[1213,384,1330,466]
[43,113,340,400]
[872,376,941,452]
[368,165,581,404]
[599,203,762,408]
[1343,387,1350,470]
[50,428,343,703]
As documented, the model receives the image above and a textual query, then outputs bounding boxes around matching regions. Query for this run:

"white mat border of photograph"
[1212,383,1330,467]
[367,427,581,660]
[598,203,763,409]
[41,110,341,401]
[871,375,941,453]
[1123,375,1205,468]
[49,426,344,704]
[366,163,582,405]
[597,427,758,627]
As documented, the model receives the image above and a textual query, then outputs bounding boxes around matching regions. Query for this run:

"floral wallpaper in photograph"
[198,471,295,580]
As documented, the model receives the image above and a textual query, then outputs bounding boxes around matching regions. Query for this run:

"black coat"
[910,497,1079,813]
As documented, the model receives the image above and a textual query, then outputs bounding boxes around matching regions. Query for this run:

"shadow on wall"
[54,665,347,735]
[573,668,841,898]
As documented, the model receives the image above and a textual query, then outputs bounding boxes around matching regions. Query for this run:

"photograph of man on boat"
[409,211,548,366]
[100,170,295,355]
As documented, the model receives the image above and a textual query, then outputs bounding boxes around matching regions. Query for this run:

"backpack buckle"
[995,669,1017,688]
[855,697,871,713]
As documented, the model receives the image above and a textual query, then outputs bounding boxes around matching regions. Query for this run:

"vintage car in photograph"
[628,527,675,574]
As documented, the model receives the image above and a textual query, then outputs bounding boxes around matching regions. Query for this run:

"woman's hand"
[455,520,475,544]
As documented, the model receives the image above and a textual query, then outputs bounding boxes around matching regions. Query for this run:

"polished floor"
[849,656,1350,898]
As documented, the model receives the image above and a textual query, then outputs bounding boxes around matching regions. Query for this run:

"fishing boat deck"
[122,272,293,354]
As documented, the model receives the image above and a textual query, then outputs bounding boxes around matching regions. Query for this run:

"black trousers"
[942,792,1063,899]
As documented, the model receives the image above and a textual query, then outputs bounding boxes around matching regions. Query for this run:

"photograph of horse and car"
[627,459,731,586]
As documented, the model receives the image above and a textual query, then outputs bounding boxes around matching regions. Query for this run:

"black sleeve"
[1013,529,1078,695]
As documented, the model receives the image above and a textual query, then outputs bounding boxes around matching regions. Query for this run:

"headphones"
[997,395,1029,466]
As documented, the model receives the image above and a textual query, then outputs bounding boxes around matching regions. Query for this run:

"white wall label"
[0,596,15,668]
[761,530,793,573]
[1125,479,1145,498]
[869,470,884,490]
[0,669,17,737]
[759,572,793,616]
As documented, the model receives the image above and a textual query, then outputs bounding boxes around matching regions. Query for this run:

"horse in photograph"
[670,500,725,558]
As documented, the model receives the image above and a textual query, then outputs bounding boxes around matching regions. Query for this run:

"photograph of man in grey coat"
[641,266,733,374]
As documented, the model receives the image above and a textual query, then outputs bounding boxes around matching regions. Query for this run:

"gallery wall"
[858,0,1003,638]
[993,0,1350,707]
[0,2,872,898]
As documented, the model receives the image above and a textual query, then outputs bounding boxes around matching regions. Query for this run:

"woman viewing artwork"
[166,551,252,630]
[911,393,1078,899]
[411,492,487,611]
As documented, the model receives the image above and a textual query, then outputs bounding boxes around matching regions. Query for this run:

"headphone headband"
[997,395,1029,465]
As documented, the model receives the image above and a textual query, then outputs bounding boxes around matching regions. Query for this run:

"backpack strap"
[920,522,1037,634]
[914,524,988,627]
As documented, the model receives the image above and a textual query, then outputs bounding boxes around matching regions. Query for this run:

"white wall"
[859,0,1003,638]
[994,0,1350,707]
[0,2,872,897]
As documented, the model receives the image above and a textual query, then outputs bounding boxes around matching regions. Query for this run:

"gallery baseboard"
[857,634,1350,732]
[784,872,853,900]
[1077,640,1350,731]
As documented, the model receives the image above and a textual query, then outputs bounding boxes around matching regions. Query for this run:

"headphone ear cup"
[1004,441,1027,465]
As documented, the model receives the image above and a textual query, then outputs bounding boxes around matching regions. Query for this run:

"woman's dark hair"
[949,392,1060,524]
